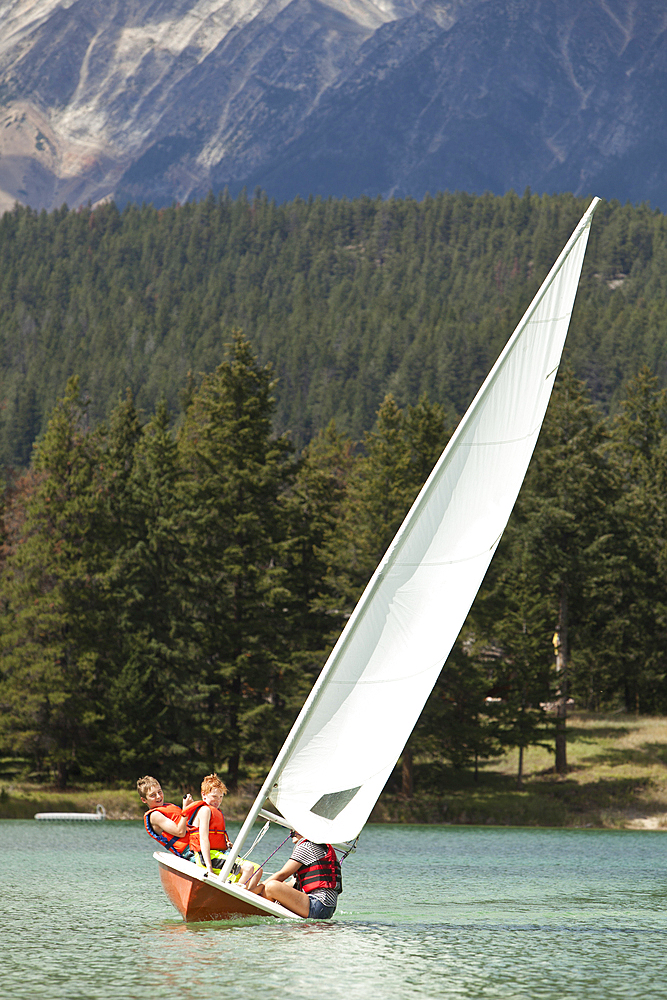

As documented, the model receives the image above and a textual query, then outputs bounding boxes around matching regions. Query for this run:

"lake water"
[2,820,666,999]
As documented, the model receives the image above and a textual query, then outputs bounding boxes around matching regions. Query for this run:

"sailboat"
[154,197,600,921]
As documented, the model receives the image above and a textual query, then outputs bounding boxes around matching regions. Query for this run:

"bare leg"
[263,879,311,918]
[240,863,263,892]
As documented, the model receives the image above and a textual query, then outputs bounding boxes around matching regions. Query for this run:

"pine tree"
[488,560,554,787]
[0,378,104,787]
[515,368,616,773]
[283,422,356,699]
[325,393,450,611]
[600,368,667,711]
[177,333,295,786]
[415,641,503,779]
[91,396,193,780]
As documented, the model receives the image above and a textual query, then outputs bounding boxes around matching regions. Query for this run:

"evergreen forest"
[1,189,667,792]
[2,189,667,469]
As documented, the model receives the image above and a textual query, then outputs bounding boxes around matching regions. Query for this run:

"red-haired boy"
[184,773,261,889]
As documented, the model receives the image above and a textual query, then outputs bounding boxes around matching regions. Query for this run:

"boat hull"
[154,852,302,922]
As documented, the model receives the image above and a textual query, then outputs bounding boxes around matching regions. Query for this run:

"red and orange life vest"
[144,803,191,856]
[295,844,342,895]
[184,800,230,853]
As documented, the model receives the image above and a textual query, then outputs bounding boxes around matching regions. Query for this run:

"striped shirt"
[291,839,338,906]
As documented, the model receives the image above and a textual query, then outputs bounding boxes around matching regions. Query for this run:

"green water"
[2,820,666,998]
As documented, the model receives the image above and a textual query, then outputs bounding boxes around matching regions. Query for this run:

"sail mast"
[220,197,599,876]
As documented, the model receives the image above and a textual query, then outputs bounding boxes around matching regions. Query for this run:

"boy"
[137,775,194,860]
[184,773,262,889]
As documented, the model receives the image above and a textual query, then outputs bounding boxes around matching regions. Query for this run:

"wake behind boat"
[154,198,600,921]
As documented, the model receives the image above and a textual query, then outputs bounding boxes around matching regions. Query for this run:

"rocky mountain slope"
[0,0,665,213]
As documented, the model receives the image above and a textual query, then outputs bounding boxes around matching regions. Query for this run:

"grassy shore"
[374,712,667,829]
[2,713,667,828]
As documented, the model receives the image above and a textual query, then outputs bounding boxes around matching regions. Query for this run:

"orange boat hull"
[157,861,269,921]
[154,852,301,922]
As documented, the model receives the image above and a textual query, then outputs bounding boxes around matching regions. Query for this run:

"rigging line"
[242,821,269,858]
[238,834,358,889]
[238,831,293,885]
[336,837,359,862]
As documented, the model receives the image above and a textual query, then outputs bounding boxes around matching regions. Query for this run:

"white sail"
[221,198,599,870]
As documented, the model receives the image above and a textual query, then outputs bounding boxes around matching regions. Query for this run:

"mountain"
[1,0,666,213]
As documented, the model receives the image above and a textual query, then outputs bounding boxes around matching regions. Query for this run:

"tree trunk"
[227,749,240,791]
[517,745,524,789]
[227,667,242,790]
[401,747,413,799]
[554,707,567,775]
[554,587,568,775]
[227,580,242,792]
[55,759,69,790]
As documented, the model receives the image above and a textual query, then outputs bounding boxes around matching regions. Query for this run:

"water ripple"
[2,821,666,999]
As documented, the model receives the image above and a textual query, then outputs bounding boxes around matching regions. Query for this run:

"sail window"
[310,786,361,820]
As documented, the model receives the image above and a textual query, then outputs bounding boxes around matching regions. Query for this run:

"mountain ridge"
[1,0,666,212]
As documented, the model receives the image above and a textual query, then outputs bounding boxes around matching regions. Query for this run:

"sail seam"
[330,667,465,685]
[465,431,542,447]
[525,311,576,325]
[393,535,504,568]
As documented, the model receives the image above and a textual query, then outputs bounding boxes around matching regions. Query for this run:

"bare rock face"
[1,0,666,212]
[0,0,400,210]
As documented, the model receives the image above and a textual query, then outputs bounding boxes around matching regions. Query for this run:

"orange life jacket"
[144,803,191,856]
[184,800,229,853]
[295,844,342,895]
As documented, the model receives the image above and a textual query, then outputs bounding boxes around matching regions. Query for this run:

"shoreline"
[3,713,666,830]
[1,790,665,830]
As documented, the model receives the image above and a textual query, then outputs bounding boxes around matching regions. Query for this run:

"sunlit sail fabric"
[229,199,599,857]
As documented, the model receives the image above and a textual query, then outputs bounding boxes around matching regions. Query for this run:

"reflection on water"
[2,820,666,998]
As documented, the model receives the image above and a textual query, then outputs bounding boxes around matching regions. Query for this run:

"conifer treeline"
[1,337,666,789]
[2,189,667,469]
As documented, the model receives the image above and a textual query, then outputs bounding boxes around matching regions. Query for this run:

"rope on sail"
[241,821,270,859]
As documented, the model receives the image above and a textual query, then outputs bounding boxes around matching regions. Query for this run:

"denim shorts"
[307,896,336,920]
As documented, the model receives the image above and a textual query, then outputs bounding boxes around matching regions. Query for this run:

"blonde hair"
[201,773,228,797]
[136,775,160,799]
